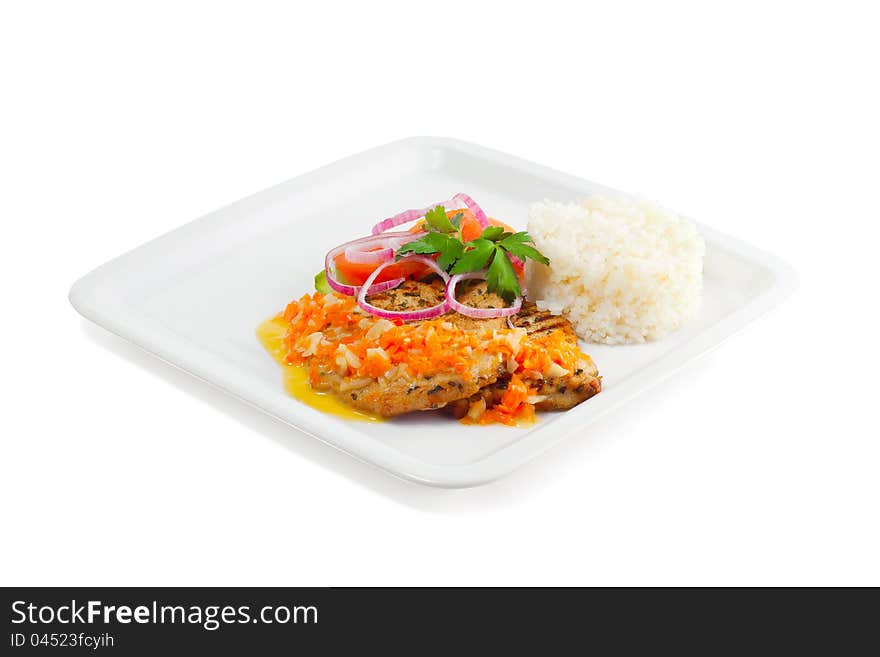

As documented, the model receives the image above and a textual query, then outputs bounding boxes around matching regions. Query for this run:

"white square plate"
[70,137,796,488]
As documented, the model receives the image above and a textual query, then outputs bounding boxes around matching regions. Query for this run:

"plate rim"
[70,136,799,488]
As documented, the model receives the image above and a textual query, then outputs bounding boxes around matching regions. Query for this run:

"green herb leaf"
[436,237,464,270]
[501,241,550,265]
[314,269,331,294]
[499,232,550,265]
[395,241,437,257]
[486,248,522,302]
[449,212,464,230]
[499,231,534,245]
[396,232,463,270]
[425,205,457,233]
[480,225,505,242]
[396,232,447,257]
[450,238,495,274]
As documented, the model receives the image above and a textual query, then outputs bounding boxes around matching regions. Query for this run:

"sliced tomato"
[460,212,514,242]
[333,254,431,286]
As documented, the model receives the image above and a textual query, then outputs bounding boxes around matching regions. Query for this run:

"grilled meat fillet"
[308,279,506,417]
[318,353,506,417]
[447,301,601,417]
[301,278,600,418]
[512,302,601,409]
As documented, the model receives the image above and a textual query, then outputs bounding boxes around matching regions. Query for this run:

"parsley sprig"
[396,206,549,302]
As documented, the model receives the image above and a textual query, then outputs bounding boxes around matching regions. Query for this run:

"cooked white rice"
[526,196,705,344]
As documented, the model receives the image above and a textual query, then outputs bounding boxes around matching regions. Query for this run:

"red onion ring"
[371,199,454,235]
[343,231,427,265]
[451,193,490,229]
[357,256,450,321]
[371,193,491,234]
[446,272,522,319]
[325,231,422,296]
[344,245,393,265]
[326,271,403,297]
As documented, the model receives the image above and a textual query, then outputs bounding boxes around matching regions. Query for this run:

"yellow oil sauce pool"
[256,316,383,422]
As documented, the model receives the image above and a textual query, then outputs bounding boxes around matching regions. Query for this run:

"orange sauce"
[256,317,383,422]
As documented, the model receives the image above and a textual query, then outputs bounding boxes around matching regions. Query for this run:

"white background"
[2,1,877,586]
